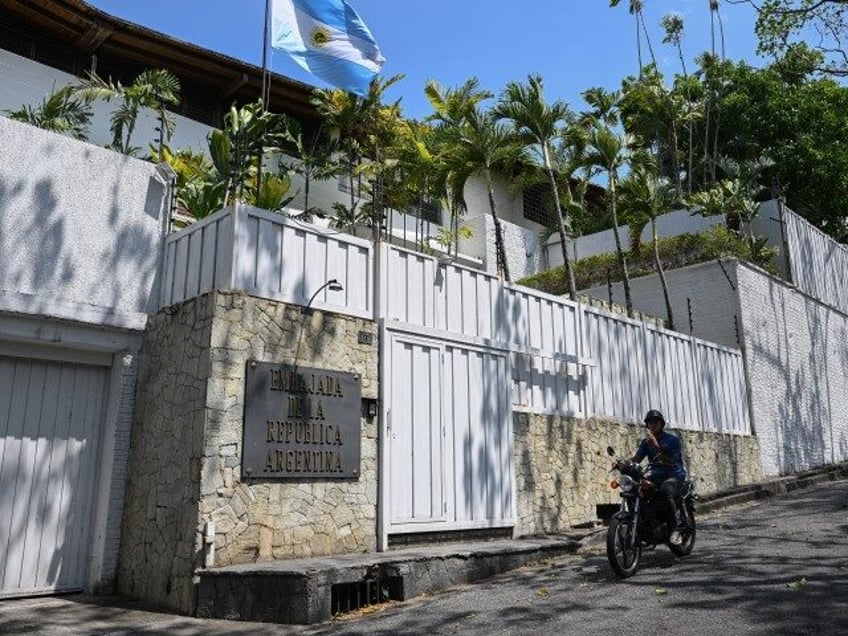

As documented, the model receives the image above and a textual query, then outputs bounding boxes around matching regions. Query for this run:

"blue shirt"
[636,432,687,482]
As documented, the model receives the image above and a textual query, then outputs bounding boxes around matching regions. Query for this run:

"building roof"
[0,0,320,126]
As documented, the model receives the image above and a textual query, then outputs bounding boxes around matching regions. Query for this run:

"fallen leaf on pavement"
[536,588,550,597]
[786,577,807,589]
[655,588,668,595]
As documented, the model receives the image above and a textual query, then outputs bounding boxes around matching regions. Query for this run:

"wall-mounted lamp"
[362,397,378,420]
[305,278,344,311]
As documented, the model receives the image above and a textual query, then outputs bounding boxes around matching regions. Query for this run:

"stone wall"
[120,290,378,614]
[201,291,379,567]
[118,294,213,612]
[514,414,762,535]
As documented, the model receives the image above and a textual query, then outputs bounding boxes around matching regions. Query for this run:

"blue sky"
[87,1,764,120]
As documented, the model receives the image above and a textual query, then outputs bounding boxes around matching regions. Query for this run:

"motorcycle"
[605,446,697,577]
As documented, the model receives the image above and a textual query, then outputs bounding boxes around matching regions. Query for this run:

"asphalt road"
[312,480,848,636]
[2,480,846,635]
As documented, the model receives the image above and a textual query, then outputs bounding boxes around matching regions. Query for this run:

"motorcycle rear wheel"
[607,516,642,577]
[669,501,696,557]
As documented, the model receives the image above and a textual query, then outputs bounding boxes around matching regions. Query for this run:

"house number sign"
[242,361,361,480]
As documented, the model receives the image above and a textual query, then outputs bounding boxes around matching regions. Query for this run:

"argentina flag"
[270,0,385,96]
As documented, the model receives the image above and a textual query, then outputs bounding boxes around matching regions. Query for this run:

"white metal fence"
[582,307,749,434]
[161,214,751,434]
[782,205,848,315]
[380,244,751,434]
[161,205,373,319]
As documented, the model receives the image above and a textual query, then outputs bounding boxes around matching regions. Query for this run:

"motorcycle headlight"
[618,474,636,493]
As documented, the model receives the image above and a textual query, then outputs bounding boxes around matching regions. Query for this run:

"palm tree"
[619,159,679,329]
[709,0,726,61]
[382,119,442,251]
[76,68,180,155]
[312,74,405,240]
[425,78,493,128]
[662,13,697,195]
[5,85,93,140]
[582,87,621,128]
[620,68,689,196]
[425,78,492,254]
[279,121,341,221]
[610,0,657,73]
[493,74,579,300]
[451,106,527,281]
[587,125,635,317]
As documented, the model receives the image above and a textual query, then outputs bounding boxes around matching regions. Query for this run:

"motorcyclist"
[629,409,687,545]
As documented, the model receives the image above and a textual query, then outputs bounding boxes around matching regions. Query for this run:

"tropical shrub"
[518,224,778,296]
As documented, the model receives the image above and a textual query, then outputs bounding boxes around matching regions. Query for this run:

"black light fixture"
[305,278,344,310]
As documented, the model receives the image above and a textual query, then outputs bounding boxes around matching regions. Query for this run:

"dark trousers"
[658,477,682,531]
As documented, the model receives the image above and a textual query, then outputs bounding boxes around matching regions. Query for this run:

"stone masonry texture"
[121,288,763,614]
[118,294,213,613]
[119,291,378,614]
[513,414,762,535]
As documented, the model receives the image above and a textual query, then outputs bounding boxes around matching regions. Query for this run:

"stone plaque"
[242,361,362,480]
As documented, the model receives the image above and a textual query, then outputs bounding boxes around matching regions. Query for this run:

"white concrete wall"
[582,257,848,477]
[462,171,529,228]
[0,116,168,324]
[580,260,744,348]
[0,50,355,217]
[459,213,542,280]
[546,207,725,267]
[737,263,848,476]
[1,49,211,153]
[0,115,164,594]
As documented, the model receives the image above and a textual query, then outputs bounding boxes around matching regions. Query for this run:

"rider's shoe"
[669,530,683,545]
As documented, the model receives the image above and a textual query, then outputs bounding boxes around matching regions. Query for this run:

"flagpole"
[257,0,271,198]
[261,0,271,105]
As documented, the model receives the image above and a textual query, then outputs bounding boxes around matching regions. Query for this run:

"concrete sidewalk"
[2,461,847,633]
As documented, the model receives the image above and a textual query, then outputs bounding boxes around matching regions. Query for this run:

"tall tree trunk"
[639,11,657,67]
[653,217,675,330]
[451,203,459,257]
[676,43,694,195]
[608,171,633,316]
[304,171,311,215]
[544,146,577,301]
[635,16,643,72]
[487,172,510,282]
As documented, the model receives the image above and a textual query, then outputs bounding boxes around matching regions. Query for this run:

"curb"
[695,462,848,514]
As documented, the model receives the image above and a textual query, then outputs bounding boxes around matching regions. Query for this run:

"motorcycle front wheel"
[607,516,642,578]
[669,501,696,557]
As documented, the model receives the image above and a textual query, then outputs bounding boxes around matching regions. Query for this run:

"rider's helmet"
[644,409,665,426]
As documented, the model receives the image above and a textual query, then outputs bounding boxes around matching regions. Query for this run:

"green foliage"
[754,1,848,76]
[278,119,340,218]
[517,225,779,296]
[150,145,223,221]
[76,68,181,155]
[153,100,294,221]
[691,57,848,240]
[434,224,473,252]
[4,85,92,140]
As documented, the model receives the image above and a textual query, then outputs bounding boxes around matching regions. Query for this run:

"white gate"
[0,355,107,598]
[382,327,514,539]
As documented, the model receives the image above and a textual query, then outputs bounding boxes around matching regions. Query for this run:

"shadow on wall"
[0,358,105,596]
[0,128,169,318]
[752,281,829,474]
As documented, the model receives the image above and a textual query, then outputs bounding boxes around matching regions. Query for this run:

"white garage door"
[0,355,107,598]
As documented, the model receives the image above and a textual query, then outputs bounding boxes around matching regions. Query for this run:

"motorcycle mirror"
[606,446,615,457]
